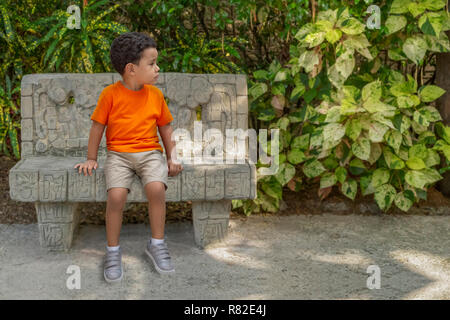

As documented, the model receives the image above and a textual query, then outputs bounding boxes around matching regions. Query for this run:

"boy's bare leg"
[105,188,128,246]
[144,181,175,274]
[144,182,166,239]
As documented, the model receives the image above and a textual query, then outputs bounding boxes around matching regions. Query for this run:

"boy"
[74,32,183,283]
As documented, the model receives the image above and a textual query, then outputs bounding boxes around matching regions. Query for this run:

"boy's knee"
[144,182,165,200]
[107,187,129,205]
[144,181,165,191]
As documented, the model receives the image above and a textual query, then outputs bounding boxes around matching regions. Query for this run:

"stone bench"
[9,73,256,251]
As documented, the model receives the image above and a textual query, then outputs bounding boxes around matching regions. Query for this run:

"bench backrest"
[20,73,249,161]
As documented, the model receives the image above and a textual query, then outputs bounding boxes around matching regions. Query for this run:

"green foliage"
[244,1,450,214]
[124,0,311,74]
[28,0,129,73]
[0,1,130,160]
[0,74,20,159]
[0,3,36,159]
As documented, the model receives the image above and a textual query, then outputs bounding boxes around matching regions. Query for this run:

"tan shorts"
[104,149,168,193]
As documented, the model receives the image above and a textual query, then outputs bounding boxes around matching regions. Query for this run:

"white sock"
[150,237,165,246]
[107,245,120,252]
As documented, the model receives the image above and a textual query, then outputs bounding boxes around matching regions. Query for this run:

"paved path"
[0,214,449,299]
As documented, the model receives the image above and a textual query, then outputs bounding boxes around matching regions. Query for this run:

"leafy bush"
[238,1,450,214]
[0,3,31,159]
[0,0,130,159]
[122,0,312,74]
[29,0,129,73]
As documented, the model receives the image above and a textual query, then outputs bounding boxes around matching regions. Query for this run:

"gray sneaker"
[104,248,123,283]
[145,242,175,274]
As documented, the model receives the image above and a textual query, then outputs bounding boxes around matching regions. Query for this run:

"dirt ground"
[2,155,450,225]
[1,214,449,299]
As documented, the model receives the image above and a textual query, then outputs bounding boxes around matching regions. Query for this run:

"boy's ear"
[124,62,136,75]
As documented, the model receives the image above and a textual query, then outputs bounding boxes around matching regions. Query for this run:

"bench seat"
[9,156,256,202]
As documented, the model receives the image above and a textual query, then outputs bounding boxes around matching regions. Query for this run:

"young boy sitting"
[74,32,183,283]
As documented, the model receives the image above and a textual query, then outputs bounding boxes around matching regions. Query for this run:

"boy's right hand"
[74,160,98,176]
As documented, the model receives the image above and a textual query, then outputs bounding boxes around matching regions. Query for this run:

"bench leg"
[192,199,231,248]
[35,202,81,251]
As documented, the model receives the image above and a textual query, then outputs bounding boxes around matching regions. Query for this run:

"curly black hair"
[110,32,157,76]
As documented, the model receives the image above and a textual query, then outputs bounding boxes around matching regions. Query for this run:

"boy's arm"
[87,120,106,161]
[158,123,178,162]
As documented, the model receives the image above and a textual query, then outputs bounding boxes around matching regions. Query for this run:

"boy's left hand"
[167,159,183,177]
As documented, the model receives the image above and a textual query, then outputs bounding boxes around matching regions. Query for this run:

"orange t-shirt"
[90,80,174,153]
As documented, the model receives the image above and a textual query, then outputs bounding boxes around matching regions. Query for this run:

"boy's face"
[130,47,160,85]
